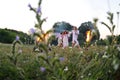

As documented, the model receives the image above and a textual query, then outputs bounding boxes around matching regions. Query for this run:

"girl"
[55,32,63,47]
[62,30,70,48]
[72,26,80,48]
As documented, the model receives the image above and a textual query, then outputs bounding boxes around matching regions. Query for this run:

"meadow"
[0,42,120,80]
[0,2,120,79]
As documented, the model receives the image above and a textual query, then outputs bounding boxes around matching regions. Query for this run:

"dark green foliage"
[78,21,100,46]
[78,33,85,46]
[97,39,106,45]
[0,29,15,43]
[48,35,58,46]
[0,62,24,80]
[79,21,94,34]
[0,28,33,44]
[1,42,120,80]
[116,35,120,44]
[53,21,73,33]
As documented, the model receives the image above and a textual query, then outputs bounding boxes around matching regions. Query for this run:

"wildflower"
[59,57,64,62]
[40,67,46,72]
[88,73,91,76]
[96,52,99,55]
[64,66,68,71]
[102,52,108,58]
[113,64,119,70]
[80,51,83,54]
[29,28,35,34]
[35,48,39,52]
[102,54,108,58]
[16,35,20,41]
[80,75,84,78]
[69,47,72,48]
[105,46,108,50]
[18,49,22,54]
[112,59,119,70]
[117,47,120,51]
[112,59,116,65]
[37,7,41,14]
[28,3,32,9]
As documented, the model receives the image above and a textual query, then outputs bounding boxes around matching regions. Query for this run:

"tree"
[53,21,73,33]
[0,28,31,44]
[78,21,100,46]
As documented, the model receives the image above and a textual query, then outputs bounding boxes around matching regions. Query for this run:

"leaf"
[30,7,36,13]
[46,29,53,35]
[112,25,115,32]
[34,33,44,41]
[39,43,48,53]
[16,53,21,58]
[35,23,39,28]
[52,58,59,66]
[38,55,51,66]
[16,40,23,45]
[7,54,13,61]
[47,35,56,45]
[93,18,98,23]
[110,13,113,24]
[17,67,25,79]
[101,22,112,33]
[39,18,46,28]
[38,55,47,61]
[38,0,42,7]
[107,12,114,24]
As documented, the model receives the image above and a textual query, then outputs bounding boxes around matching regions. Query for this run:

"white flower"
[112,59,119,70]
[18,49,22,54]
[64,66,68,71]
[80,75,84,78]
[117,47,120,51]
[112,59,116,65]
[80,51,83,54]
[113,64,119,70]
[35,48,39,52]
[69,47,72,48]
[88,73,91,76]
[105,46,108,50]
[96,53,99,55]
[102,54,108,58]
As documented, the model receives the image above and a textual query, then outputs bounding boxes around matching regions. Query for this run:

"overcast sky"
[0,0,119,38]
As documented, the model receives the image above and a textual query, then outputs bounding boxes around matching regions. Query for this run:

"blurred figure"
[56,32,63,47]
[62,30,70,48]
[71,26,80,48]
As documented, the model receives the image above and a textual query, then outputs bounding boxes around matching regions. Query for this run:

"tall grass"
[0,42,120,80]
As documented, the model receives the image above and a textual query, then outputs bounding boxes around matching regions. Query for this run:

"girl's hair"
[64,31,68,34]
[73,26,77,30]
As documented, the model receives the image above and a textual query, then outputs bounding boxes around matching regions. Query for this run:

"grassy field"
[0,43,120,80]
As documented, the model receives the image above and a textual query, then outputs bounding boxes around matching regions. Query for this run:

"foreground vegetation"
[0,0,120,80]
[0,42,120,80]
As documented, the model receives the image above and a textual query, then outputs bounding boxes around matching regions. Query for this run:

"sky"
[0,0,120,39]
